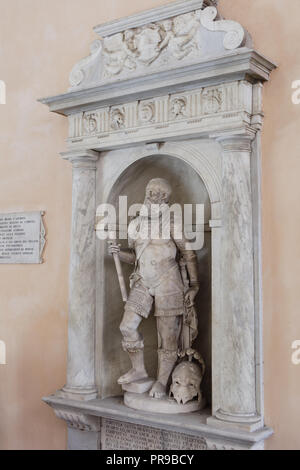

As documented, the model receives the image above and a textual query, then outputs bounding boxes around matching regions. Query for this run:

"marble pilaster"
[208,134,261,431]
[59,149,99,401]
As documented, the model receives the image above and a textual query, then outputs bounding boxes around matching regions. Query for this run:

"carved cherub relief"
[103,32,137,76]
[134,24,163,66]
[168,12,200,60]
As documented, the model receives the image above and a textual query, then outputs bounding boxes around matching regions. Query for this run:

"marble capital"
[214,133,256,153]
[60,149,99,169]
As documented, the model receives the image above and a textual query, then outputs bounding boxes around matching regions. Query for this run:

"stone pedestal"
[124,392,206,414]
[43,395,273,450]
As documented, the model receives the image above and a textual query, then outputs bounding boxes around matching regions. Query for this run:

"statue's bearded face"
[144,179,172,208]
[145,187,166,205]
[141,179,172,219]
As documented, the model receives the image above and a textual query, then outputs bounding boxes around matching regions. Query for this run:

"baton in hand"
[108,241,128,302]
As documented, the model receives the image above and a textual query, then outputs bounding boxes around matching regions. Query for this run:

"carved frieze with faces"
[68,81,256,142]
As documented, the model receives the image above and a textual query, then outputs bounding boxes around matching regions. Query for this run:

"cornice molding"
[94,1,218,37]
[39,49,276,116]
[43,394,273,447]
[60,149,99,168]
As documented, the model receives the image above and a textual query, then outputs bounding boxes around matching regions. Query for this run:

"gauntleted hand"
[108,242,121,255]
[184,285,199,307]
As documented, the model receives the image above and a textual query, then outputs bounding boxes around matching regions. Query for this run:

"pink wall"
[218,0,300,451]
[0,0,299,450]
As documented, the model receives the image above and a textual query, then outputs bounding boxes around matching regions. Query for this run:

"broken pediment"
[69,1,252,92]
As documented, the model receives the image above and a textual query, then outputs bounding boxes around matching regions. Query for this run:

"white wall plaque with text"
[0,211,46,264]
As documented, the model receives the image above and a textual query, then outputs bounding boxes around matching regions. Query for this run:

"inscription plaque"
[0,211,46,264]
[101,418,207,450]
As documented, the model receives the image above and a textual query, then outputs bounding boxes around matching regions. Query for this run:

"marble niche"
[40,0,276,450]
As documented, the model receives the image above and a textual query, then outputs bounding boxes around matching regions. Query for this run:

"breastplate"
[136,237,178,286]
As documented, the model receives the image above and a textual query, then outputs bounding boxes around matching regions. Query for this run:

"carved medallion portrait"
[110,108,125,130]
[170,97,187,119]
[139,102,155,123]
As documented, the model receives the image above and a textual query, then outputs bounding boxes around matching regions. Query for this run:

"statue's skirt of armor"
[125,264,185,319]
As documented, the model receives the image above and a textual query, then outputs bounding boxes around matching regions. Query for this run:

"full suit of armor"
[109,178,199,398]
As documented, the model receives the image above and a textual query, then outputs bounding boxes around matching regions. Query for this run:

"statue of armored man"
[109,178,205,413]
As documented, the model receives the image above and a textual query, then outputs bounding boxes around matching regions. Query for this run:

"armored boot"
[118,340,148,385]
[149,349,178,399]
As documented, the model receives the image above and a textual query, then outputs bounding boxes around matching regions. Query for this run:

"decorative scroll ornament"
[200,7,245,50]
[69,39,102,88]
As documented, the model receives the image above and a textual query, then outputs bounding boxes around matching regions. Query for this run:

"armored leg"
[118,307,148,385]
[149,316,182,398]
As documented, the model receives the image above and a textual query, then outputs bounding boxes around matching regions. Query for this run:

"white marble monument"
[40,0,276,450]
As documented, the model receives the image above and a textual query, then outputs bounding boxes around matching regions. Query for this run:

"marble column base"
[207,412,263,433]
[56,386,98,402]
[68,428,100,450]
